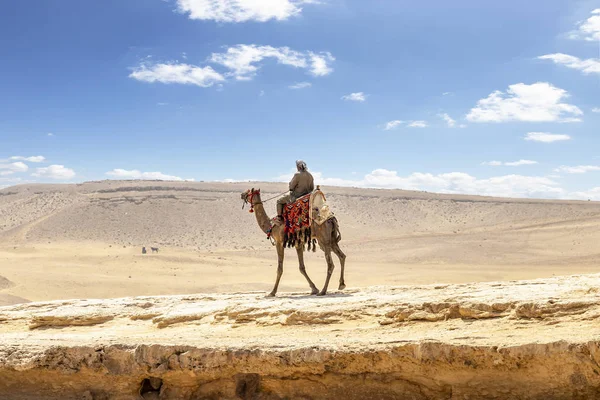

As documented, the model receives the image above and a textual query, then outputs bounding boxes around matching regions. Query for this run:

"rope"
[262,190,290,203]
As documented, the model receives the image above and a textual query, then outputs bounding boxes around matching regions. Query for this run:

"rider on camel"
[276,160,314,222]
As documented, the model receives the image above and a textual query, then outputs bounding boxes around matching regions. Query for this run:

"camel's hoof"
[266,292,276,298]
[310,289,319,295]
[338,284,346,291]
[317,291,327,296]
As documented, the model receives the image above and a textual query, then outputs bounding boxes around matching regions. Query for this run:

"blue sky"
[1,0,599,199]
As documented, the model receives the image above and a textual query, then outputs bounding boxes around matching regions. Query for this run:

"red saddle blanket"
[283,193,311,236]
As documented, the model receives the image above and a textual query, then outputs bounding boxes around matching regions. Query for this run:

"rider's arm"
[289,173,299,192]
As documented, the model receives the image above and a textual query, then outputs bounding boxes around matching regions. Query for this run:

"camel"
[241,188,346,296]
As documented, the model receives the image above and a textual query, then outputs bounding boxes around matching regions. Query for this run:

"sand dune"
[1,180,600,304]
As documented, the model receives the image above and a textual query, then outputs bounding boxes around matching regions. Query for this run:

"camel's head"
[241,188,261,213]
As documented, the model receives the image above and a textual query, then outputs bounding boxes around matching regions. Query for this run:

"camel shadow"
[272,291,355,300]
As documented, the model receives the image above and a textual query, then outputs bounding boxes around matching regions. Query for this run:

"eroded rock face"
[3,274,600,399]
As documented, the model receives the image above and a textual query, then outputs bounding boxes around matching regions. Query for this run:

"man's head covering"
[296,160,307,171]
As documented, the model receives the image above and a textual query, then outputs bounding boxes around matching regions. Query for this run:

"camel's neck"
[252,202,272,234]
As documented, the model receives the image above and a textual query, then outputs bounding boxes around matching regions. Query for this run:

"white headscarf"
[296,160,307,171]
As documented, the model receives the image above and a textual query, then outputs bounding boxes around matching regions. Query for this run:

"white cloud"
[308,52,334,76]
[593,108,600,113]
[483,160,538,166]
[554,165,600,174]
[384,120,404,130]
[32,165,75,180]
[505,160,538,166]
[106,169,193,181]
[276,169,564,199]
[289,81,312,89]
[466,82,583,123]
[174,0,319,23]
[458,124,468,128]
[538,53,600,75]
[47,133,54,137]
[209,45,334,80]
[341,92,366,102]
[259,90,265,96]
[524,132,571,143]
[9,156,45,163]
[442,92,452,96]
[571,187,600,201]
[0,162,28,173]
[439,113,456,127]
[408,120,428,128]
[157,102,169,106]
[129,62,225,87]
[569,9,600,41]
[482,161,503,166]
[131,45,334,88]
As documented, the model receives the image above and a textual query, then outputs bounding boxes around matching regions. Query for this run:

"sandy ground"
[3,274,600,399]
[1,180,600,305]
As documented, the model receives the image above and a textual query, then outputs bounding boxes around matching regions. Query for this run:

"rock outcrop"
[2,274,600,399]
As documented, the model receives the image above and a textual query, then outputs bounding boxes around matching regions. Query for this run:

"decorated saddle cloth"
[283,193,311,236]
[282,188,335,237]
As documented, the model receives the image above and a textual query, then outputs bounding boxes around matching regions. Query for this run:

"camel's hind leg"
[318,249,336,296]
[332,242,346,290]
[296,246,319,295]
[268,243,285,297]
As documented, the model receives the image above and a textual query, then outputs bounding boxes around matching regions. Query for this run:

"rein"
[242,189,289,213]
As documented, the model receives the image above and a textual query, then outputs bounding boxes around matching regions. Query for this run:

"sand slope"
[1,180,600,304]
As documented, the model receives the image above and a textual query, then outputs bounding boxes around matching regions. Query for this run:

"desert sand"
[1,180,600,305]
[2,180,600,399]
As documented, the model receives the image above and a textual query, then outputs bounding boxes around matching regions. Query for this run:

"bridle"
[242,188,262,213]
[242,188,290,213]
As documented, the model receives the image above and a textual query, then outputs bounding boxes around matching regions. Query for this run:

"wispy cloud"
[9,156,45,163]
[568,9,600,41]
[174,0,321,23]
[47,133,54,137]
[554,165,600,174]
[408,120,427,128]
[32,165,75,180]
[130,45,335,89]
[129,62,225,87]
[466,82,583,123]
[571,187,600,201]
[384,120,404,130]
[593,108,600,113]
[289,81,312,89]
[210,45,334,80]
[524,132,571,143]
[341,92,366,102]
[538,54,600,75]
[275,168,564,199]
[106,169,193,181]
[438,113,456,127]
[482,160,538,166]
[0,162,28,174]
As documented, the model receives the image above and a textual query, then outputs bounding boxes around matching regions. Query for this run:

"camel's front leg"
[296,246,318,295]
[268,243,285,297]
[318,249,336,296]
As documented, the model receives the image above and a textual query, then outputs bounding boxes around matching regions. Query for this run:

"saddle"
[280,186,334,249]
